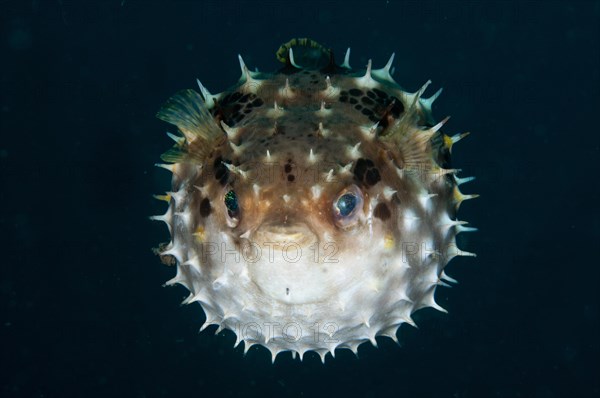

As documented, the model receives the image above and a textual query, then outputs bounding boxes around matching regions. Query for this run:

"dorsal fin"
[156,89,224,162]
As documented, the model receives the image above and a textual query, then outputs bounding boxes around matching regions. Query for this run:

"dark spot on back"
[361,108,373,116]
[287,174,295,182]
[373,203,391,221]
[349,88,363,96]
[200,198,212,217]
[390,97,404,117]
[212,91,262,127]
[284,164,292,173]
[361,96,374,105]
[373,88,388,98]
[220,93,232,104]
[375,95,406,130]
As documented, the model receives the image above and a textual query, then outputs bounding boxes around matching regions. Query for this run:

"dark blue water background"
[1,1,598,397]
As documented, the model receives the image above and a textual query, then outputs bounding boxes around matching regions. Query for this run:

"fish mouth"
[252,221,318,248]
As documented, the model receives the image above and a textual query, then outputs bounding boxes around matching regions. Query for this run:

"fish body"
[153,38,477,362]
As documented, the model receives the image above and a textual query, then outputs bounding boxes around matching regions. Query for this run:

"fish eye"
[336,193,357,216]
[224,189,240,226]
[333,185,363,228]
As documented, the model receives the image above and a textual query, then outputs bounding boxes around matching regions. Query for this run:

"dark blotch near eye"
[214,156,231,186]
[365,169,381,186]
[200,198,211,217]
[354,158,380,187]
[354,158,368,180]
[373,202,391,221]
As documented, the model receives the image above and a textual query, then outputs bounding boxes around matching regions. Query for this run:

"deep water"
[1,1,598,397]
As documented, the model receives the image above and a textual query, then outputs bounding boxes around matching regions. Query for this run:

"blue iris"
[336,193,357,217]
[224,190,239,217]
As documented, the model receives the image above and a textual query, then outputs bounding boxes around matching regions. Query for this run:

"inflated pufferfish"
[152,38,478,362]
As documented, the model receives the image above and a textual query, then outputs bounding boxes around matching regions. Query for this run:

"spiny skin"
[153,39,477,363]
